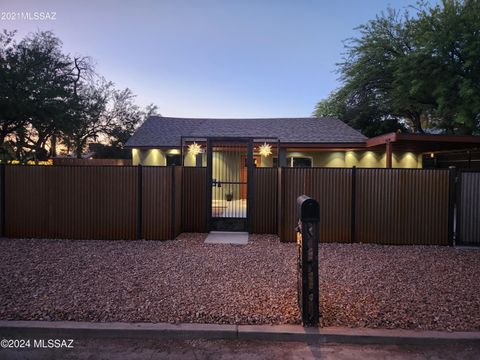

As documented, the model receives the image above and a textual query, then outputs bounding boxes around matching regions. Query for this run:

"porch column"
[386,140,392,168]
[279,147,287,167]
[195,154,202,167]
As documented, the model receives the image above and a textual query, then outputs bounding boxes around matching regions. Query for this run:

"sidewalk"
[1,321,479,345]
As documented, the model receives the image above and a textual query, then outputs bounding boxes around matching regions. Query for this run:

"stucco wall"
[132,148,423,168]
[286,150,422,168]
[132,149,166,166]
[132,149,181,166]
[184,152,207,167]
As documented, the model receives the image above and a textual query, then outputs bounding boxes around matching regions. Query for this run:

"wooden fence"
[251,168,278,233]
[0,165,472,246]
[52,158,132,166]
[279,168,352,243]
[182,167,207,232]
[456,170,480,246]
[4,166,138,240]
[355,169,450,245]
[278,168,454,245]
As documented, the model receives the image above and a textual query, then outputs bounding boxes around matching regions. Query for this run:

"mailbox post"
[296,195,320,327]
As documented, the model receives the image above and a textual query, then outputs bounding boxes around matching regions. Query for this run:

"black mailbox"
[296,195,319,327]
[297,195,320,222]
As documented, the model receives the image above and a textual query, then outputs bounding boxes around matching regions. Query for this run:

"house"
[125,116,480,169]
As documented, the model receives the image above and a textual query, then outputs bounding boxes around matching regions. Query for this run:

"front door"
[207,139,253,231]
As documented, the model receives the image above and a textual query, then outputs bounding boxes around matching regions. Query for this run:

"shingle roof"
[125,116,367,147]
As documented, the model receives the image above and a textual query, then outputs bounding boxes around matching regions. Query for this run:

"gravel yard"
[0,234,479,331]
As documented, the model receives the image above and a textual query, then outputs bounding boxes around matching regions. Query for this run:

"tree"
[0,30,29,147]
[315,89,406,138]
[0,30,158,161]
[90,93,158,159]
[0,31,77,162]
[105,89,158,150]
[65,78,112,158]
[315,0,480,135]
[17,32,73,161]
[414,0,480,134]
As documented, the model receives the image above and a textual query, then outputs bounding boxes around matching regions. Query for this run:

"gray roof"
[125,116,367,147]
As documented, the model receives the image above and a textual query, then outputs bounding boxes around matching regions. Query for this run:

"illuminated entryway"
[181,136,279,232]
[207,139,253,232]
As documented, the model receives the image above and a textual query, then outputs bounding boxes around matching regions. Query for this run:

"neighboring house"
[125,116,480,169]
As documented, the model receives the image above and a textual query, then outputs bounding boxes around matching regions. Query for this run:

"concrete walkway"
[1,321,479,345]
[204,231,248,245]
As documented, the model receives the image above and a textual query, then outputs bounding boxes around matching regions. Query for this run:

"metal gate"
[207,138,253,231]
[456,170,480,246]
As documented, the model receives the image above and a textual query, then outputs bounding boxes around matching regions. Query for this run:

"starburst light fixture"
[187,142,202,156]
[259,142,272,157]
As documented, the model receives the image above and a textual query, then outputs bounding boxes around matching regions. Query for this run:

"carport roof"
[124,116,368,148]
[366,132,480,153]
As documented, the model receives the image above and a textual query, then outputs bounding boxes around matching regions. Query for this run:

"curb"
[1,321,480,345]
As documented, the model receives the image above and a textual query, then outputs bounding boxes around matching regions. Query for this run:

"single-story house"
[125,116,480,169]
[125,116,480,231]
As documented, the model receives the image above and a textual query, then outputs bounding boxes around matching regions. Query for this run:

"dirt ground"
[1,234,479,331]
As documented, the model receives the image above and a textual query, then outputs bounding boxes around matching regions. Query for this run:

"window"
[289,157,312,167]
[166,154,182,166]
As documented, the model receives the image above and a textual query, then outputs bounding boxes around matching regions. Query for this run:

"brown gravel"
[0,234,479,331]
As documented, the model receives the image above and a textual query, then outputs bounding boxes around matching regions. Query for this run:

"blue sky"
[2,0,426,117]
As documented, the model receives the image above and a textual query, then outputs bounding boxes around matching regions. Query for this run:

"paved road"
[1,338,480,360]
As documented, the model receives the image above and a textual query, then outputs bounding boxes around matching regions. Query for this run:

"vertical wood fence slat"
[182,167,207,232]
[355,169,450,245]
[306,168,352,243]
[142,166,173,240]
[279,168,304,242]
[279,167,450,245]
[279,168,352,243]
[5,165,137,240]
[251,168,278,233]
[137,165,143,239]
[173,166,183,238]
[457,171,480,245]
[6,166,49,238]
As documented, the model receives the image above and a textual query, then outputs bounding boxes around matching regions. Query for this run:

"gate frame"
[206,137,254,233]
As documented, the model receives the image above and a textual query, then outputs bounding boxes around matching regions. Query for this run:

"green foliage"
[315,0,480,135]
[0,30,157,162]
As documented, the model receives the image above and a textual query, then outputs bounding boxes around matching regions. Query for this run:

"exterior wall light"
[188,142,202,156]
[259,142,272,157]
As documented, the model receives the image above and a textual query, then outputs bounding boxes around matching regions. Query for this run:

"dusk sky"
[2,0,427,118]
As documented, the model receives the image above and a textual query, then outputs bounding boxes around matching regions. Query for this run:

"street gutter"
[1,321,479,345]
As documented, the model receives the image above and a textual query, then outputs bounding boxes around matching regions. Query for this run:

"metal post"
[448,166,456,246]
[206,139,213,230]
[279,147,287,167]
[171,166,176,239]
[386,140,392,168]
[0,163,5,237]
[351,166,357,243]
[296,195,319,327]
[136,164,143,240]
[246,139,254,233]
[278,167,284,240]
